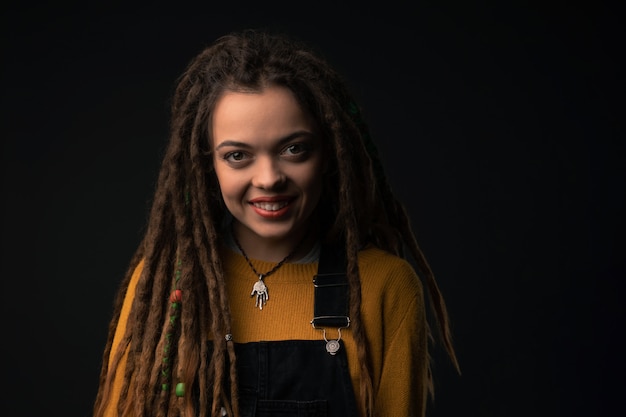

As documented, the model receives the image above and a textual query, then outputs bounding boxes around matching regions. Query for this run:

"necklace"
[232,228,309,310]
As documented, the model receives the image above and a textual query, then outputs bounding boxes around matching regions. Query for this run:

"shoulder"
[357,245,424,304]
[128,258,146,292]
[358,246,421,288]
[118,259,146,322]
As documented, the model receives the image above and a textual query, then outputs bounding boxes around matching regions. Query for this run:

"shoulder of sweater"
[122,258,146,295]
[358,245,417,274]
[357,245,423,295]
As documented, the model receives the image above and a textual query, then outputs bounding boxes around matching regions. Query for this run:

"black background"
[1,3,624,417]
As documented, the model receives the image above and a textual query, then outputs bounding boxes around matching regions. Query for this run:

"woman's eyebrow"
[214,131,315,151]
[214,140,252,151]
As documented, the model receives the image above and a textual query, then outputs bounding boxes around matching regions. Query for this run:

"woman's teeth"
[253,201,289,211]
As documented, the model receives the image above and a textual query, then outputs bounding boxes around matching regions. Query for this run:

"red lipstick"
[249,196,293,219]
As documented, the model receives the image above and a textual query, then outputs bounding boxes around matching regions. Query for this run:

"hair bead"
[175,382,185,397]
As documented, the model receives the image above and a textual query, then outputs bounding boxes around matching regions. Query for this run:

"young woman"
[93,28,459,417]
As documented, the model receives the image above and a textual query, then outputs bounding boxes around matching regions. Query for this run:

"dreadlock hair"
[93,28,460,417]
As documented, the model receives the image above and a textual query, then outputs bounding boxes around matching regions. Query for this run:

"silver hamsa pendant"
[251,275,269,310]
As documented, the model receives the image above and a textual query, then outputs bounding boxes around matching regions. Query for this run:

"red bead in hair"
[169,289,182,303]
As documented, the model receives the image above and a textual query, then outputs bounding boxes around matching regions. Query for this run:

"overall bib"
[232,242,358,417]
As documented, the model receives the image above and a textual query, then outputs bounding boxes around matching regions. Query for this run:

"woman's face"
[211,85,325,253]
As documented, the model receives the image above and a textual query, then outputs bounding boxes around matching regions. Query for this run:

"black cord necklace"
[232,226,310,310]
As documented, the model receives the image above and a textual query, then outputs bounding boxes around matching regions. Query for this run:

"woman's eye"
[224,151,246,162]
[282,143,308,156]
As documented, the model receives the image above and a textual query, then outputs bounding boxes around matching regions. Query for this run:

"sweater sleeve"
[375,294,428,416]
[369,255,429,417]
[103,260,144,417]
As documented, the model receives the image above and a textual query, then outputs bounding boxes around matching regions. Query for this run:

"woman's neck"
[230,221,319,263]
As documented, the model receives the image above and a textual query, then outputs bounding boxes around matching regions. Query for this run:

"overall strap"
[311,241,350,329]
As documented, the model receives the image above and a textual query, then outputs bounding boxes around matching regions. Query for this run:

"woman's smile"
[249,196,294,218]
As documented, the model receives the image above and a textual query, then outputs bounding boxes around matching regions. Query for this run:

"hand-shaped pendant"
[251,275,268,310]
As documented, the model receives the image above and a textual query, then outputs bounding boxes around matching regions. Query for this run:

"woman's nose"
[251,157,286,190]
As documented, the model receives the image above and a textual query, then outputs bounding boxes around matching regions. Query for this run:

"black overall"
[232,243,358,417]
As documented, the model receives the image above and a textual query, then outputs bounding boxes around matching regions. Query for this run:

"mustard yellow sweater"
[105,245,428,416]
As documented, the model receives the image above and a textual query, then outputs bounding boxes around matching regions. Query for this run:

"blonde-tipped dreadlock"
[93,28,459,417]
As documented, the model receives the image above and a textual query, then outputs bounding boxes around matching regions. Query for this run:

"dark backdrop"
[2,3,624,417]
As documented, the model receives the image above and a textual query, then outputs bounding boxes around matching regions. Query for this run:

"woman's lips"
[249,197,293,218]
